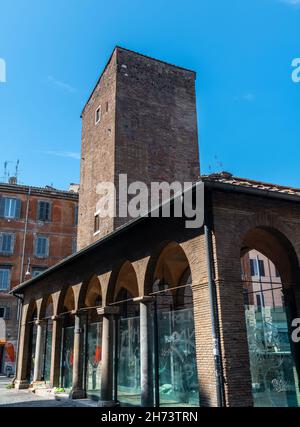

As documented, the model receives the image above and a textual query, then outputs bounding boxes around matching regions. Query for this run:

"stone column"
[97,306,119,407]
[70,311,86,399]
[15,321,31,390]
[49,316,62,388]
[33,320,44,383]
[134,296,154,407]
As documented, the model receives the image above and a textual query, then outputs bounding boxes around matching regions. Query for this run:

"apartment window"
[0,233,14,255]
[38,201,51,221]
[250,259,257,276]
[32,267,47,278]
[250,258,265,277]
[94,214,100,233]
[95,106,101,124]
[35,236,49,258]
[0,197,21,219]
[256,293,265,310]
[0,267,11,291]
[0,306,10,320]
[258,260,265,277]
[243,289,249,306]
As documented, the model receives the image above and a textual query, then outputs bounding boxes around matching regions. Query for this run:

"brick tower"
[78,47,200,249]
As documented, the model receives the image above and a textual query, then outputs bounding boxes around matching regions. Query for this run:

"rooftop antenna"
[15,159,20,183]
[214,155,224,172]
[3,160,12,183]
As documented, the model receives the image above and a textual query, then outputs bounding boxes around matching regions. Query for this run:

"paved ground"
[0,376,97,407]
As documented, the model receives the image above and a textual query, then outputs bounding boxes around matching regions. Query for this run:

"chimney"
[9,176,17,185]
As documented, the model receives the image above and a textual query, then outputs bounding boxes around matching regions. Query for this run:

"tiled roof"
[0,182,79,198]
[202,172,300,197]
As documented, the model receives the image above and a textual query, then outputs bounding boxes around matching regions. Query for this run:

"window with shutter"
[32,267,47,277]
[38,201,51,221]
[4,307,10,320]
[35,236,49,258]
[0,198,21,219]
[0,307,10,319]
[0,233,14,255]
[0,268,11,290]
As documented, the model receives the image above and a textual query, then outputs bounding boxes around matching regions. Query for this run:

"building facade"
[0,180,78,376]
[11,48,300,407]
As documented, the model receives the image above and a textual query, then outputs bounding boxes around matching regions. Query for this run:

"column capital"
[133,296,154,304]
[71,309,86,317]
[34,319,46,326]
[96,306,120,316]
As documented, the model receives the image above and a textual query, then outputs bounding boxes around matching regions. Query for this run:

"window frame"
[95,105,101,125]
[34,235,50,258]
[0,232,14,255]
[0,267,11,291]
[0,306,10,320]
[31,267,47,278]
[94,213,100,234]
[0,197,21,219]
[37,200,51,222]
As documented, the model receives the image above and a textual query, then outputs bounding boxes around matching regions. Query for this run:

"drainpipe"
[204,190,226,407]
[14,188,31,381]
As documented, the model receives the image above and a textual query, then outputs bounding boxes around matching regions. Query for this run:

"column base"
[69,388,87,399]
[97,400,120,407]
[15,380,30,390]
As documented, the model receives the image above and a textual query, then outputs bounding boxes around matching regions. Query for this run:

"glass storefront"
[29,322,37,383]
[42,320,52,382]
[245,301,300,406]
[117,315,141,405]
[60,325,74,390]
[242,251,300,407]
[116,289,141,406]
[156,307,199,406]
[86,321,102,399]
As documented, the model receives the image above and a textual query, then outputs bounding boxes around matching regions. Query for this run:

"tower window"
[95,106,101,124]
[94,214,100,233]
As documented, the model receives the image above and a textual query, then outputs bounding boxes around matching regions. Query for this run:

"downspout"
[204,188,226,407]
[14,188,31,381]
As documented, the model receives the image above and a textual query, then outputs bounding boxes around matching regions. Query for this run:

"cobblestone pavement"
[0,376,97,407]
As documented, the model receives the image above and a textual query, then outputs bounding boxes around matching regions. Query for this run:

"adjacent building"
[0,179,78,376]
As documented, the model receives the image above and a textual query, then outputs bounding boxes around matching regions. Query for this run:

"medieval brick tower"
[78,47,200,249]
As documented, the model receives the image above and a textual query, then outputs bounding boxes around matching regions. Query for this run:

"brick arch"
[241,226,300,289]
[105,260,141,305]
[226,211,300,265]
[144,240,192,295]
[39,294,54,319]
[25,299,38,324]
[77,274,102,309]
[57,286,76,314]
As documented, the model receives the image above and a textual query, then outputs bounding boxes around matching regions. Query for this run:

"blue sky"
[0,0,299,189]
